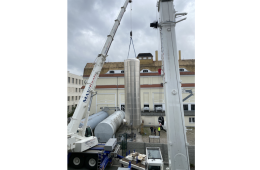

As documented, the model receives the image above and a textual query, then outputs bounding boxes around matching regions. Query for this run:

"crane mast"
[67,0,132,150]
[156,0,189,170]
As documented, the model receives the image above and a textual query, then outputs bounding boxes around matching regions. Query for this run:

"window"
[189,117,195,123]
[109,71,114,73]
[191,104,195,110]
[79,80,81,85]
[148,166,160,170]
[79,96,80,100]
[68,96,70,101]
[143,57,147,59]
[148,57,152,59]
[139,57,142,60]
[79,88,80,92]
[143,70,148,73]
[72,96,74,101]
[121,70,124,73]
[76,79,78,84]
[179,68,185,72]
[75,96,77,100]
[82,80,83,84]
[75,88,77,92]
[67,106,69,111]
[147,148,162,159]
[183,104,188,110]
[72,78,74,84]
[121,104,125,111]
[68,77,70,83]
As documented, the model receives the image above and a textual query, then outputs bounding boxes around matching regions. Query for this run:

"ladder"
[97,151,103,170]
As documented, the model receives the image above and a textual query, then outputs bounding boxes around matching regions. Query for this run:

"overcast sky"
[68,0,194,76]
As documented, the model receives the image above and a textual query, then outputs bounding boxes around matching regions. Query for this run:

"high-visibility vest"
[158,127,160,131]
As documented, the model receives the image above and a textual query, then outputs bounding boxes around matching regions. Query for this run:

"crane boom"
[157,0,190,170]
[68,0,132,139]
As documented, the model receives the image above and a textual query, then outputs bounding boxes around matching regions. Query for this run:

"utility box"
[104,138,117,151]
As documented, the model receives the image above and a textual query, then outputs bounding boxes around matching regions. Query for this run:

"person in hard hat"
[150,126,153,135]
[158,126,161,136]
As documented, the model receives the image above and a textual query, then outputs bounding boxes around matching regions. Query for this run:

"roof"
[137,53,153,57]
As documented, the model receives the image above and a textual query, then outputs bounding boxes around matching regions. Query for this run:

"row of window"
[189,117,195,123]
[68,96,81,101]
[109,69,184,74]
[183,104,195,111]
[122,104,195,111]
[139,57,152,60]
[68,77,83,84]
[68,104,77,112]
[67,88,83,92]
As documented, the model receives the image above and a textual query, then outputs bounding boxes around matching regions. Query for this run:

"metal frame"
[157,0,190,169]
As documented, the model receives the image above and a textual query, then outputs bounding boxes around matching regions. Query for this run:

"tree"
[68,105,77,118]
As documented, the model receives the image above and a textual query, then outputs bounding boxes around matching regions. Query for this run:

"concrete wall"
[127,142,195,165]
[141,116,194,127]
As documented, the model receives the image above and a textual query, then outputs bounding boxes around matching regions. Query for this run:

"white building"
[67,71,84,113]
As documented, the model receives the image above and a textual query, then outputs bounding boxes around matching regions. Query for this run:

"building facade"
[81,54,195,127]
[67,71,84,113]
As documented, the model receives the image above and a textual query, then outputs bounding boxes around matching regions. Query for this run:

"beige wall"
[86,88,195,114]
[83,74,195,119]
[184,116,195,127]
[94,75,195,86]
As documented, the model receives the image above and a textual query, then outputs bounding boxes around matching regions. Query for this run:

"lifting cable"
[127,2,137,59]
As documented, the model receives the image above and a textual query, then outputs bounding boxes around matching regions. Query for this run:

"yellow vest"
[158,127,160,131]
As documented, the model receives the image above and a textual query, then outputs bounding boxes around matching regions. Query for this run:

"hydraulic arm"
[68,0,132,145]
[152,0,189,170]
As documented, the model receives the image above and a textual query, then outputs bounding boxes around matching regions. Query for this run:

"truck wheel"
[85,156,97,170]
[69,154,84,169]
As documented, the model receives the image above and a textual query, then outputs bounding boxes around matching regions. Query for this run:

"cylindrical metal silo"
[94,110,125,143]
[79,111,109,130]
[124,58,141,128]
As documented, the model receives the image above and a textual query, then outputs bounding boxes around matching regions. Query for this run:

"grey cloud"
[68,0,195,75]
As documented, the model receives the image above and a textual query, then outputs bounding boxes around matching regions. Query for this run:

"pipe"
[155,51,158,61]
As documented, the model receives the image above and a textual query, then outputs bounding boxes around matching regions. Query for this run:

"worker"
[158,126,161,136]
[150,126,153,135]
[154,127,156,136]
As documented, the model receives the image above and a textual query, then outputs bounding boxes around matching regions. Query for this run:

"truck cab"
[146,147,163,170]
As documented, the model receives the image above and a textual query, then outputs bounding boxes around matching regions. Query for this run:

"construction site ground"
[115,125,195,146]
[142,127,195,146]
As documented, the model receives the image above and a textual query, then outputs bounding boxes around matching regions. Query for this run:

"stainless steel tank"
[124,58,141,128]
[79,111,109,130]
[94,110,125,143]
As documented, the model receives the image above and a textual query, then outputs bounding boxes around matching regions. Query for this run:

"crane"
[151,0,190,170]
[67,0,132,168]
